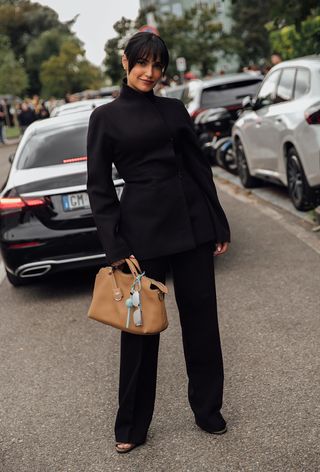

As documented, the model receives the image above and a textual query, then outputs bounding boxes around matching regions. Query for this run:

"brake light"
[8,241,44,249]
[0,197,46,212]
[63,156,87,164]
[191,108,206,119]
[305,106,320,124]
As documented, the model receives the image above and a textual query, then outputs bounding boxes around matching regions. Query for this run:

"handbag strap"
[125,258,141,278]
[125,257,142,273]
[108,267,123,301]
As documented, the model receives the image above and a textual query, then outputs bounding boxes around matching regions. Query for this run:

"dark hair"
[124,32,169,75]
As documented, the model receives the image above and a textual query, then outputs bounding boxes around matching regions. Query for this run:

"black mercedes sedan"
[0,110,123,286]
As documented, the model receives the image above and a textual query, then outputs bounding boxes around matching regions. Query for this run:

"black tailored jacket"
[86,79,230,265]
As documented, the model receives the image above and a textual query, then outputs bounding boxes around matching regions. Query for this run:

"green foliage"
[269,14,320,59]
[268,0,319,30]
[229,0,273,66]
[0,0,71,61]
[0,0,79,95]
[0,34,28,95]
[25,28,74,94]
[40,39,104,98]
[229,0,320,67]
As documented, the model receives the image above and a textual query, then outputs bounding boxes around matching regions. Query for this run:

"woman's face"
[123,54,163,93]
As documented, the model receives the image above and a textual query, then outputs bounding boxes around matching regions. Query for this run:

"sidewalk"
[212,166,319,227]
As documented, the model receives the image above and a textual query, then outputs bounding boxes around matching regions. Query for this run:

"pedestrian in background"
[17,102,36,135]
[87,32,231,454]
[0,100,6,144]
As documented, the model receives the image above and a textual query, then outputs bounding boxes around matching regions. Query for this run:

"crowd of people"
[0,95,51,144]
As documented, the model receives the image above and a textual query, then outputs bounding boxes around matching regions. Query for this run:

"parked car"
[161,74,263,164]
[50,97,114,117]
[233,56,320,211]
[0,111,123,286]
[161,74,263,117]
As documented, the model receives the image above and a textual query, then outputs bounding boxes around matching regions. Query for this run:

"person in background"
[271,52,282,66]
[0,100,6,144]
[17,102,36,135]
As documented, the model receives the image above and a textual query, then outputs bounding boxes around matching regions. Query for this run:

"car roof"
[51,97,113,116]
[200,73,263,89]
[271,55,320,70]
[20,110,92,140]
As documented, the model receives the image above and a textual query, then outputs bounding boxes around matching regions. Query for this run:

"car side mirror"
[8,153,15,164]
[242,95,253,110]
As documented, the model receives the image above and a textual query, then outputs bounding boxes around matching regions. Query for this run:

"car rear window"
[17,124,88,169]
[200,79,262,109]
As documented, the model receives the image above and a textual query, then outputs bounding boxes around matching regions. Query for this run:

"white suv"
[232,56,320,210]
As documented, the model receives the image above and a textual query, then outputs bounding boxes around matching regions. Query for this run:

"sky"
[33,1,141,66]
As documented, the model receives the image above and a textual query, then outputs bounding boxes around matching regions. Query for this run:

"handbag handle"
[125,257,142,274]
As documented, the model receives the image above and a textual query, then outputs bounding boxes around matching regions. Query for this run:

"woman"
[87,32,230,454]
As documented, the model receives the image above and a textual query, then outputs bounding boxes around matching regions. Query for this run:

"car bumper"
[5,251,106,278]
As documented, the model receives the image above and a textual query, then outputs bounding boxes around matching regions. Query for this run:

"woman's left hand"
[214,242,229,256]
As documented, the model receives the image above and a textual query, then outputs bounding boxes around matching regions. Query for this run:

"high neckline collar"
[119,77,155,100]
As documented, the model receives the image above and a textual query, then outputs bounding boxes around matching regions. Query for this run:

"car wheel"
[286,148,315,211]
[5,269,30,287]
[235,140,260,188]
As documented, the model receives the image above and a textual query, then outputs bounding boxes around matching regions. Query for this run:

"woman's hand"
[111,258,126,268]
[213,242,229,256]
[111,255,136,268]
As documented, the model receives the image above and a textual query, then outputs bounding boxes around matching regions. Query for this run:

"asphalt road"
[0,143,320,471]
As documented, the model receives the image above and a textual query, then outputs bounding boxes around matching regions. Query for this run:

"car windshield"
[17,124,88,169]
[200,79,262,108]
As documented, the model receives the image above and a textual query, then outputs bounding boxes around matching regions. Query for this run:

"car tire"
[5,269,30,287]
[286,147,315,211]
[235,140,260,188]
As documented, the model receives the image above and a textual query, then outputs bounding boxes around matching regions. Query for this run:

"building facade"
[140,0,232,33]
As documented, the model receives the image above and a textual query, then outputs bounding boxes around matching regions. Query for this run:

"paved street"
[0,143,320,471]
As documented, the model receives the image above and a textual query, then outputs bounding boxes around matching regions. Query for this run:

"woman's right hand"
[111,255,135,269]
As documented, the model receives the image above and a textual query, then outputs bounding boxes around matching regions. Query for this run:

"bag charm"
[125,272,145,328]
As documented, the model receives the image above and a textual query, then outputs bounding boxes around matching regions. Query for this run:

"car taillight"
[0,196,46,212]
[63,156,87,164]
[305,106,320,125]
[191,108,206,120]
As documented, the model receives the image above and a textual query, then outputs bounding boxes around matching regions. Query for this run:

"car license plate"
[62,192,90,211]
[62,187,123,211]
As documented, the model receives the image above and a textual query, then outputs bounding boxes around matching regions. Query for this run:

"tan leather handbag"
[87,258,169,334]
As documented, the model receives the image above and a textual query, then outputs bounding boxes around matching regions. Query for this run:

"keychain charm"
[125,272,145,328]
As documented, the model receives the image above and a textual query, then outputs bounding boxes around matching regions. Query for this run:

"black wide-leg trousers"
[114,242,225,444]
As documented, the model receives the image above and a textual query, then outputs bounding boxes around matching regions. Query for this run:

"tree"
[158,5,223,77]
[0,0,78,94]
[268,0,319,30]
[228,0,277,67]
[268,12,320,60]
[104,16,137,84]
[0,34,28,95]
[25,28,74,95]
[0,0,72,61]
[40,39,103,98]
